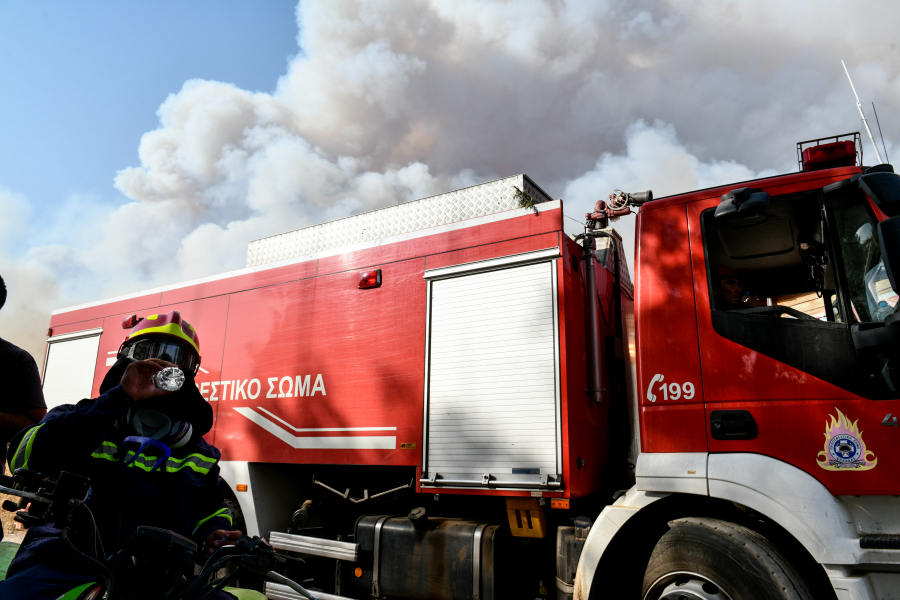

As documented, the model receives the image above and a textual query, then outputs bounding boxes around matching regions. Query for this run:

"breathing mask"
[122,409,193,472]
[130,409,193,448]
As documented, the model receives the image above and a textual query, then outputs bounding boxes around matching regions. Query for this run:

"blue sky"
[0,1,297,223]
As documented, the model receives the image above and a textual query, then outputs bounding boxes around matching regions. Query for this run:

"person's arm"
[744,295,766,307]
[192,474,241,557]
[0,408,45,439]
[7,360,175,474]
[0,349,49,438]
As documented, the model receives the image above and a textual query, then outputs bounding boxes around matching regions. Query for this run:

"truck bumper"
[826,567,900,600]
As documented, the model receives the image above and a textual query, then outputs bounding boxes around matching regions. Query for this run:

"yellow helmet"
[118,310,201,374]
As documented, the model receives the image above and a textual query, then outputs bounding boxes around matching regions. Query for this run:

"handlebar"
[183,535,317,600]
[0,481,51,505]
[1,469,114,595]
[1,468,317,600]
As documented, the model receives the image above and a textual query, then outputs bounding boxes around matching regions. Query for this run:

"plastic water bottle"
[152,366,185,391]
[873,301,894,322]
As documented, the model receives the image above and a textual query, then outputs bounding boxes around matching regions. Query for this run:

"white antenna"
[842,60,883,164]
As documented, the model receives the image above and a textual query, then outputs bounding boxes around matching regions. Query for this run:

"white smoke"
[2,0,900,361]
[0,188,64,359]
[562,120,778,262]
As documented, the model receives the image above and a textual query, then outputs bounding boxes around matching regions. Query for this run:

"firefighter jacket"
[3,383,232,577]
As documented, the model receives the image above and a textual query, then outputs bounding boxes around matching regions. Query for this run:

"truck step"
[268,532,358,562]
[265,583,352,600]
[860,534,900,549]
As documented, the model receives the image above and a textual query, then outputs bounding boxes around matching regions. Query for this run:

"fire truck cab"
[37,135,900,600]
[578,134,900,600]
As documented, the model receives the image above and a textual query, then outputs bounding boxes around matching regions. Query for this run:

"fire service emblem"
[816,408,878,471]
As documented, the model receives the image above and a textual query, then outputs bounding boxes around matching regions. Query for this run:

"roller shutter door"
[423,251,561,489]
[42,330,102,410]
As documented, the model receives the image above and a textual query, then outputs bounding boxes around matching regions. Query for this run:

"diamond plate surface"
[246,174,553,267]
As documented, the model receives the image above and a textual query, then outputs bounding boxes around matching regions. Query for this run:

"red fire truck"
[39,134,900,599]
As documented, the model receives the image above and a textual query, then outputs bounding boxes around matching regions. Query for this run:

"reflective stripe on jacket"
[4,384,233,580]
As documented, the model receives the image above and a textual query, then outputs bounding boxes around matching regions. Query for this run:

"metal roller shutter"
[42,330,102,410]
[423,251,561,489]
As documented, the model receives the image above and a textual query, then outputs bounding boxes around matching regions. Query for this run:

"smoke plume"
[2,0,900,361]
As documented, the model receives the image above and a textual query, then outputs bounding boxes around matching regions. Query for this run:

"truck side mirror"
[877,214,900,292]
[860,166,900,217]
[715,187,770,219]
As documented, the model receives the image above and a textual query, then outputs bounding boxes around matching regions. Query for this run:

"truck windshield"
[831,193,898,322]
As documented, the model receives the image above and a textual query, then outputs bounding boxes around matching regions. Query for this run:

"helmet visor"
[124,339,200,374]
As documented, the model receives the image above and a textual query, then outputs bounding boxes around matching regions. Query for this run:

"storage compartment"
[42,328,103,409]
[421,249,563,490]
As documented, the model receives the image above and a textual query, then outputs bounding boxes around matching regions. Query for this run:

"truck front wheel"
[641,517,814,600]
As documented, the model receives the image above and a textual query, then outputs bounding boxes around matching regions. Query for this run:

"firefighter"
[712,264,764,310]
[0,311,241,599]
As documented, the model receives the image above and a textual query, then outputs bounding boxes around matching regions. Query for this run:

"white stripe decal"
[233,408,396,450]
[255,407,397,432]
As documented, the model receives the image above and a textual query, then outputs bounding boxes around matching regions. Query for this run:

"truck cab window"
[701,190,867,397]
[704,192,841,322]
[830,193,898,322]
[827,187,900,397]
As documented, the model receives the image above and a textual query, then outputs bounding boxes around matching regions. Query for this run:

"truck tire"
[641,517,814,600]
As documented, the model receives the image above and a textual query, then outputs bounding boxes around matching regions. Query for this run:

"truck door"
[689,181,900,495]
[421,249,563,490]
[42,327,103,409]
